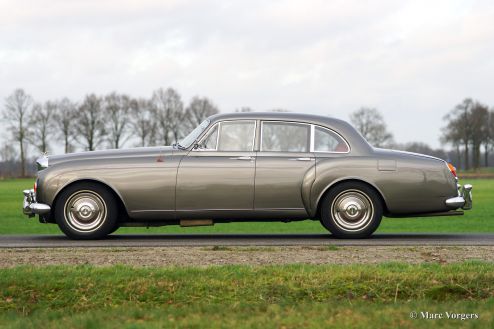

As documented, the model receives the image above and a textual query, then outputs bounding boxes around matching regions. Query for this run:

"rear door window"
[261,122,310,152]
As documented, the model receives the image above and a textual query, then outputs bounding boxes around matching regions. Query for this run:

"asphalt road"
[0,233,493,248]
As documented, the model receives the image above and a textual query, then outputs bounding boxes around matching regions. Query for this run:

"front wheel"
[55,182,118,239]
[320,182,383,238]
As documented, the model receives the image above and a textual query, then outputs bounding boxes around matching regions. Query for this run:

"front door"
[176,120,257,217]
[255,121,315,213]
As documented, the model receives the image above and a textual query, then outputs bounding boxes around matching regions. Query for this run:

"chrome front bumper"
[23,189,51,218]
[445,184,473,210]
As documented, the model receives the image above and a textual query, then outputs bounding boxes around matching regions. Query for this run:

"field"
[0,178,492,235]
[0,263,493,328]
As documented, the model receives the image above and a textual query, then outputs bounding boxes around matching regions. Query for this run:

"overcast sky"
[1,0,493,149]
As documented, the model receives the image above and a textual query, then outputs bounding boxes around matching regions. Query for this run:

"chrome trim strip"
[254,208,305,211]
[132,208,306,213]
[177,208,305,211]
[310,124,315,152]
[131,210,175,213]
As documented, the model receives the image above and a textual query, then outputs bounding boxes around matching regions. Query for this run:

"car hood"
[47,146,174,167]
[373,148,445,163]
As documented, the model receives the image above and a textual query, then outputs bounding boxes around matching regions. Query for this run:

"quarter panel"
[312,153,458,216]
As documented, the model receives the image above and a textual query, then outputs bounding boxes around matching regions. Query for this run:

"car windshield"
[178,119,211,149]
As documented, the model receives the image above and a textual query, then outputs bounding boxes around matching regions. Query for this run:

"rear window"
[314,126,349,152]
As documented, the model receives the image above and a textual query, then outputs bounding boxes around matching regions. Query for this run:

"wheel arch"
[314,178,389,218]
[50,178,129,223]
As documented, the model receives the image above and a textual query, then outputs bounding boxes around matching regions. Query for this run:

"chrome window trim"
[260,120,311,153]
[310,125,315,152]
[195,122,220,151]
[312,125,351,154]
[195,119,257,152]
[196,119,350,154]
[180,119,211,149]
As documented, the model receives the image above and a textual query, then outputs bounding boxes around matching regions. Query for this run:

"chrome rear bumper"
[445,184,473,210]
[23,189,51,218]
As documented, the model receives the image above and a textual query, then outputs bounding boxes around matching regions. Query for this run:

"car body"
[23,112,473,239]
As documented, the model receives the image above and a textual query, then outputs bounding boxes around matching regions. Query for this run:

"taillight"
[447,163,457,178]
[34,181,37,194]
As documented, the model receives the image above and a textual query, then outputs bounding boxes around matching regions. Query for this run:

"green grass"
[0,178,492,235]
[0,263,493,328]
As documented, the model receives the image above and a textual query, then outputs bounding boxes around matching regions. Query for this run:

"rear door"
[254,121,315,214]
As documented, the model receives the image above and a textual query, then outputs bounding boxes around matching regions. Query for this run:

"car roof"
[208,111,347,127]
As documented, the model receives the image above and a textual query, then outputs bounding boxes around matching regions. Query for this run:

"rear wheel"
[320,182,383,238]
[55,182,118,239]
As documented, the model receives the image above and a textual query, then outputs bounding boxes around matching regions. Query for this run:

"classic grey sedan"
[23,112,472,239]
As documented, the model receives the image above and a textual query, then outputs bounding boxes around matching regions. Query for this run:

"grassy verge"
[458,167,494,179]
[0,263,493,328]
[1,178,493,234]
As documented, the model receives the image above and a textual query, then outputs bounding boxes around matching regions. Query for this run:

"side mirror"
[193,143,200,150]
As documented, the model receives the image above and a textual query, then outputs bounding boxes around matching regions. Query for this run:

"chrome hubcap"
[64,191,107,232]
[331,189,374,232]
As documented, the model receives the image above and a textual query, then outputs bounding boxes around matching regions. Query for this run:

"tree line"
[441,98,494,171]
[349,102,494,171]
[2,89,493,177]
[1,88,219,176]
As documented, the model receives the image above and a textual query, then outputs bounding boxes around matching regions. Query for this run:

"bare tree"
[235,107,253,112]
[104,92,131,149]
[441,119,463,169]
[29,101,56,153]
[442,99,476,170]
[401,142,447,160]
[469,102,489,169]
[152,87,184,145]
[130,98,157,147]
[75,94,106,151]
[3,89,33,177]
[484,109,494,167]
[184,96,219,132]
[349,107,394,147]
[0,144,17,162]
[0,144,18,178]
[54,98,77,154]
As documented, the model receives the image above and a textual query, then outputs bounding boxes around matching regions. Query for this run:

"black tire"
[320,182,383,239]
[109,225,120,235]
[55,182,118,240]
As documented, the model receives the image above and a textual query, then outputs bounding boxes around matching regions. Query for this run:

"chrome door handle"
[231,156,254,161]
[290,157,313,161]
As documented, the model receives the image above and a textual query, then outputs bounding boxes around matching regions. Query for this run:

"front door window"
[218,121,255,151]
